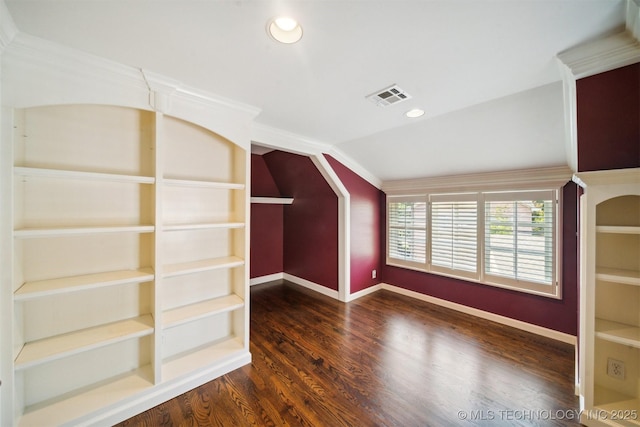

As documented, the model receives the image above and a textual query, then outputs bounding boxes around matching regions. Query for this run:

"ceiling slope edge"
[0,0,17,54]
[251,123,382,189]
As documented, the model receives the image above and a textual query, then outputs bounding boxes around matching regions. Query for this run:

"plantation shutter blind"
[484,190,556,286]
[430,194,478,278]
[387,197,427,265]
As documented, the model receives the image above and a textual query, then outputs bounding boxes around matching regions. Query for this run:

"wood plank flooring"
[116,280,580,426]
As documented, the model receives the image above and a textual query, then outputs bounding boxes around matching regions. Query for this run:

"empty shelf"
[163,256,244,278]
[163,294,244,329]
[14,225,155,238]
[595,318,640,349]
[14,269,155,300]
[163,222,245,231]
[14,166,155,184]
[596,267,640,286]
[15,315,154,370]
[163,178,244,189]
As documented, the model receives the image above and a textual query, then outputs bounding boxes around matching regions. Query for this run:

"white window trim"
[383,167,570,300]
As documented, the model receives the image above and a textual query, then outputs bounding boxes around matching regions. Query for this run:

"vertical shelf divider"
[152,111,164,385]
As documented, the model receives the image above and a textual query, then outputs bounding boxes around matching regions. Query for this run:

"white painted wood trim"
[310,154,350,302]
[14,225,155,238]
[379,283,577,345]
[0,107,14,427]
[557,30,640,80]
[19,350,251,427]
[250,197,294,204]
[163,256,245,278]
[162,295,244,329]
[283,273,340,300]
[14,167,155,184]
[163,178,244,189]
[382,166,573,195]
[346,284,383,301]
[250,273,285,286]
[2,32,259,148]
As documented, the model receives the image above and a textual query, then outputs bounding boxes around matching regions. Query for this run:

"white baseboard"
[346,283,382,301]
[379,283,577,345]
[282,273,340,299]
[250,273,577,346]
[250,273,284,286]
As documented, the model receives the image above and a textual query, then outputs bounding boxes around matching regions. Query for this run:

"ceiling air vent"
[366,84,412,107]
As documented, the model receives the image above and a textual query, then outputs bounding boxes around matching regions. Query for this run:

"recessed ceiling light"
[405,108,425,118]
[267,16,303,44]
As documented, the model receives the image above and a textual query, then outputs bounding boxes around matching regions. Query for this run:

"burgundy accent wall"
[250,154,284,278]
[251,153,282,197]
[324,155,383,294]
[380,182,579,335]
[263,151,339,290]
[576,63,640,172]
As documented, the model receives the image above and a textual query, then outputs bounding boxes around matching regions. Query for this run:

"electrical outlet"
[372,269,377,279]
[607,357,625,380]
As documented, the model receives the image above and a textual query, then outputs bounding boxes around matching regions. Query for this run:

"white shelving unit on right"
[574,168,640,427]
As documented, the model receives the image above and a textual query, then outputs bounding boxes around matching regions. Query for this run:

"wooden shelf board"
[18,365,154,427]
[163,222,245,231]
[595,318,640,349]
[162,337,245,382]
[163,294,244,329]
[15,315,154,370]
[163,178,244,190]
[590,386,640,425]
[597,267,640,286]
[251,197,294,205]
[163,256,244,278]
[14,225,155,238]
[14,166,155,184]
[597,225,640,235]
[14,269,155,301]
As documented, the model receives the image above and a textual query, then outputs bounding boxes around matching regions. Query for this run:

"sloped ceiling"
[3,0,628,182]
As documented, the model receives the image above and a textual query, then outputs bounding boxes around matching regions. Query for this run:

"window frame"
[385,188,562,299]
[386,196,428,270]
[429,193,480,281]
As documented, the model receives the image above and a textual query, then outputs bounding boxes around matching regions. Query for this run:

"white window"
[387,197,427,267]
[385,189,561,298]
[430,194,478,279]
[484,190,557,296]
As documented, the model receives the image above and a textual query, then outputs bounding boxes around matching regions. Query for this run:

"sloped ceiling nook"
[3,0,637,184]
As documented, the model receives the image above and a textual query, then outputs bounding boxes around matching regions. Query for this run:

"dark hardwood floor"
[116,280,580,426]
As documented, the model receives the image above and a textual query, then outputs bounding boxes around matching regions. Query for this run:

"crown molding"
[2,32,260,146]
[251,123,332,156]
[3,32,149,108]
[0,0,18,54]
[325,147,382,189]
[381,166,573,195]
[557,30,640,80]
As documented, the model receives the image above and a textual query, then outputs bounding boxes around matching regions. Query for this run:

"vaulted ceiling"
[4,0,630,183]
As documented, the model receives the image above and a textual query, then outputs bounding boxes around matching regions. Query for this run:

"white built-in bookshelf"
[574,168,640,426]
[6,104,249,426]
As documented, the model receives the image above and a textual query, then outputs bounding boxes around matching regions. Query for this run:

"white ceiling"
[4,0,628,182]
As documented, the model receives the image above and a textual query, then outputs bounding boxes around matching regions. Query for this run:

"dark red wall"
[324,155,383,294]
[379,182,579,335]
[577,63,640,171]
[263,151,339,290]
[250,154,284,278]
